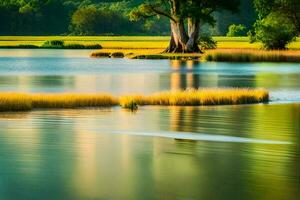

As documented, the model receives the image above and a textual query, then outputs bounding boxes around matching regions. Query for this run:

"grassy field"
[0,36,299,49]
[0,89,269,112]
[204,49,300,62]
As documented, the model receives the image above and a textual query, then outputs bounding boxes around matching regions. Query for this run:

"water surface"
[0,49,300,103]
[0,49,299,200]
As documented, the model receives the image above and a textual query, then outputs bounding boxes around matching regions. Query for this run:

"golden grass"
[0,89,269,111]
[91,48,300,62]
[90,49,203,60]
[0,93,32,111]
[0,93,118,111]
[204,49,300,62]
[119,88,269,108]
[31,93,118,108]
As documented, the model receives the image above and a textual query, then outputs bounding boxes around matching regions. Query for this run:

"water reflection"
[0,104,299,200]
[0,56,300,102]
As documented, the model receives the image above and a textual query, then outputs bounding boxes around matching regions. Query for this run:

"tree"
[254,0,300,34]
[251,14,295,49]
[130,0,239,53]
[227,24,247,36]
[251,0,299,49]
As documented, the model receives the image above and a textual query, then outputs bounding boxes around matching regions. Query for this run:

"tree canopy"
[250,0,299,49]
[0,0,263,37]
[130,0,240,52]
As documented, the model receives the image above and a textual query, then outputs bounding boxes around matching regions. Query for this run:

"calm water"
[0,49,299,200]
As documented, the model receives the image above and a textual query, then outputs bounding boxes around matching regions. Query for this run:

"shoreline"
[90,49,300,62]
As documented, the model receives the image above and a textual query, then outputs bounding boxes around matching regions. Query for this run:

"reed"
[31,93,118,108]
[0,93,118,111]
[204,49,300,62]
[0,89,269,112]
[119,88,269,107]
[0,93,32,111]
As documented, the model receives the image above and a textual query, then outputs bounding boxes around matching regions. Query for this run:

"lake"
[0,49,299,200]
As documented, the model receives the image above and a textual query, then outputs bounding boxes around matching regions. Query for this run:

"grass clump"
[0,89,269,112]
[119,96,139,110]
[0,93,32,111]
[31,93,118,108]
[64,44,102,49]
[90,52,111,58]
[204,49,300,62]
[0,93,118,112]
[42,40,65,48]
[42,40,102,49]
[119,89,269,106]
[110,52,124,58]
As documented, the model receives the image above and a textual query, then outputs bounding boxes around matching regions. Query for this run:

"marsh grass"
[0,93,32,111]
[0,89,269,112]
[204,49,300,62]
[120,88,269,107]
[31,93,118,108]
[91,49,300,62]
[91,50,202,60]
[42,40,102,49]
[0,93,118,111]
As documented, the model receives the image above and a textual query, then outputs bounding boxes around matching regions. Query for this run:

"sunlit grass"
[0,93,32,111]
[120,88,269,107]
[204,49,300,62]
[31,93,118,108]
[0,36,299,49]
[0,93,118,111]
[0,89,269,111]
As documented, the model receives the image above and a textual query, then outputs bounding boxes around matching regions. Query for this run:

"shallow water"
[0,49,300,103]
[0,50,299,200]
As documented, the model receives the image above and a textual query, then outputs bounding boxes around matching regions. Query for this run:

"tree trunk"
[186,18,201,53]
[164,19,189,53]
[163,0,201,53]
[164,18,202,53]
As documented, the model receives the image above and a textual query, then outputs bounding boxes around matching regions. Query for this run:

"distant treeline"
[0,0,256,36]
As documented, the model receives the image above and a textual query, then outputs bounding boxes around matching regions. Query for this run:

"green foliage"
[42,40,65,47]
[70,5,150,35]
[0,0,169,36]
[227,24,247,37]
[214,0,257,35]
[64,43,102,49]
[252,14,296,49]
[254,0,300,34]
[198,34,217,50]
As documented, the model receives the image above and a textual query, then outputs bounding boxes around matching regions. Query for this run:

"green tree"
[252,14,295,49]
[130,0,240,53]
[227,24,247,36]
[71,6,100,35]
[251,0,299,49]
[254,0,299,33]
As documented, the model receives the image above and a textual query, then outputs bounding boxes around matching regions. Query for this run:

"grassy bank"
[0,89,269,112]
[0,36,299,49]
[90,49,300,62]
[1,36,299,62]
[203,49,300,62]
